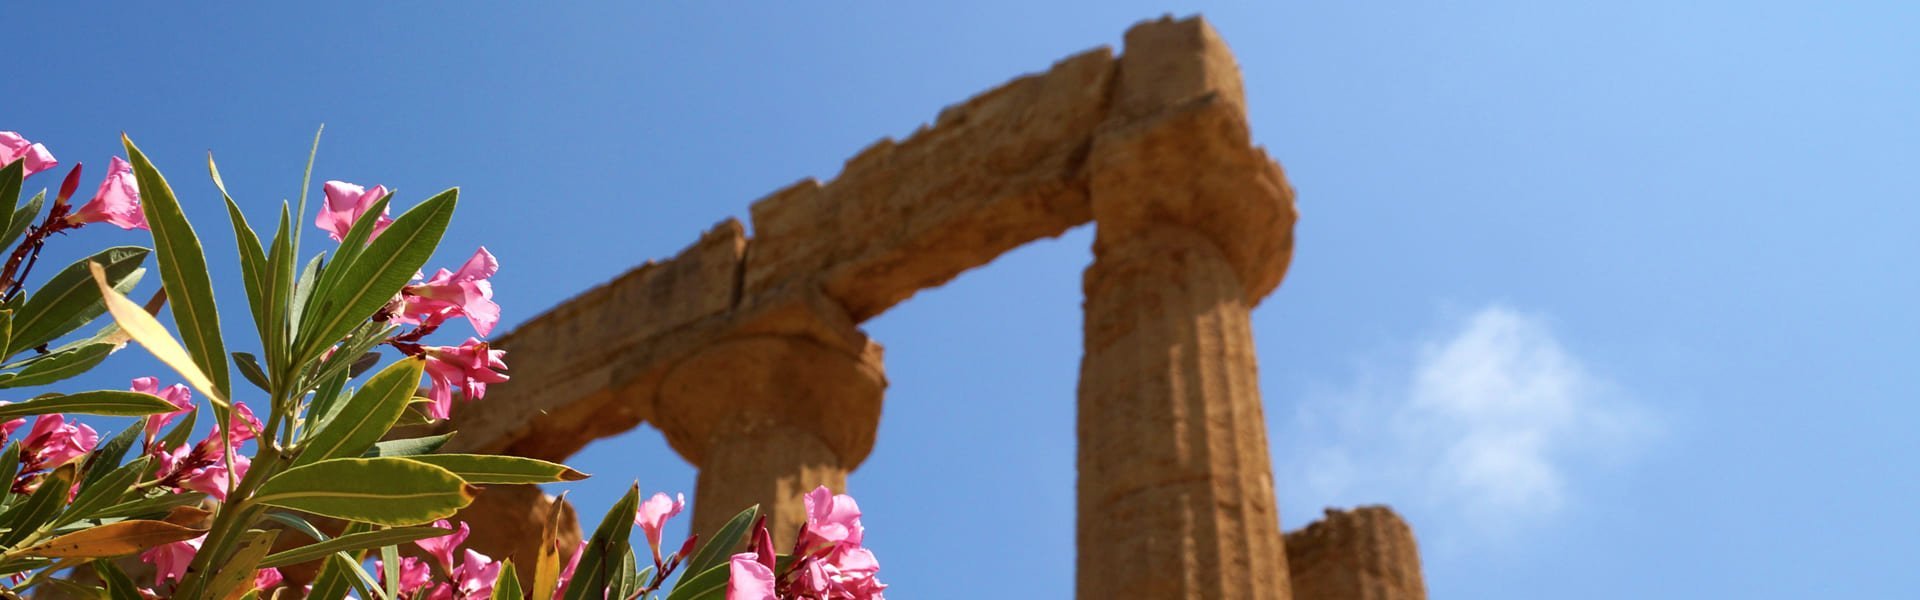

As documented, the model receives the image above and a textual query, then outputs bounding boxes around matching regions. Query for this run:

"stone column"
[1285,507,1427,600]
[653,309,885,548]
[1076,18,1298,599]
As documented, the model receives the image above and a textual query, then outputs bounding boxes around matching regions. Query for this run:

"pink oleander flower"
[420,338,509,419]
[728,552,779,600]
[210,402,264,449]
[396,247,501,337]
[377,556,435,599]
[454,549,501,599]
[182,453,249,501]
[22,414,98,468]
[132,377,194,437]
[801,486,865,550]
[254,567,284,591]
[0,132,57,178]
[65,156,148,230]
[316,181,393,242]
[140,535,204,587]
[635,491,685,554]
[415,519,471,570]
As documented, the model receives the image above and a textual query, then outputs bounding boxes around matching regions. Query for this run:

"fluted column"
[1076,17,1298,598]
[1285,507,1427,600]
[653,329,885,548]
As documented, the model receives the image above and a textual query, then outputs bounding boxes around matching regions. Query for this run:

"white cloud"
[1277,305,1654,541]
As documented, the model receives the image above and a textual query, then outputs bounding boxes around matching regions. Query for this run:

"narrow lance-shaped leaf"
[297,356,424,465]
[59,456,151,527]
[89,261,230,410]
[252,457,476,526]
[561,483,641,600]
[297,189,455,362]
[402,454,589,485]
[258,526,451,569]
[0,160,21,227]
[8,246,148,357]
[679,504,760,582]
[492,559,524,600]
[0,391,182,420]
[0,191,45,256]
[94,559,145,600]
[0,342,115,389]
[532,492,569,600]
[122,134,230,399]
[362,432,455,458]
[18,518,205,558]
[203,529,279,600]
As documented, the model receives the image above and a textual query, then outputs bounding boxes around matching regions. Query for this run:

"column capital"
[1088,94,1298,306]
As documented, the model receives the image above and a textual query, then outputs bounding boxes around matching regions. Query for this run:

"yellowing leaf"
[90,261,229,410]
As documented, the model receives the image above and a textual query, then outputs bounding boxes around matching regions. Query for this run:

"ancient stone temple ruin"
[444,15,1427,599]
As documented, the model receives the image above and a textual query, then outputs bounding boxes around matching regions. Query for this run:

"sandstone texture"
[443,13,1425,598]
[1286,507,1428,600]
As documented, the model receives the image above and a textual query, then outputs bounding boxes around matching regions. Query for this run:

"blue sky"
[9,1,1919,597]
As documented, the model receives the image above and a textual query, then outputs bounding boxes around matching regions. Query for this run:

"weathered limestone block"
[1285,507,1427,600]
[445,219,746,460]
[744,47,1114,321]
[651,294,886,547]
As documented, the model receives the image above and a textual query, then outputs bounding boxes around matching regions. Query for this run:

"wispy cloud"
[1277,305,1654,543]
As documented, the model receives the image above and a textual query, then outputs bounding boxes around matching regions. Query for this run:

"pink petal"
[727,553,778,600]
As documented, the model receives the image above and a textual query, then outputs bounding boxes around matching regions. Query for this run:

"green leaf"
[294,125,324,257]
[492,559,524,600]
[8,246,148,356]
[403,454,589,485]
[661,562,730,600]
[308,553,361,600]
[91,490,208,521]
[0,342,114,389]
[362,432,456,458]
[0,442,19,507]
[680,504,760,582]
[297,356,425,466]
[253,457,476,526]
[0,191,44,255]
[233,351,272,393]
[122,134,231,399]
[0,391,182,420]
[81,424,142,492]
[263,511,329,544]
[59,456,149,526]
[264,205,296,374]
[258,525,452,569]
[203,529,279,600]
[562,483,640,600]
[612,545,639,600]
[0,465,78,546]
[288,251,324,341]
[296,189,455,362]
[381,543,402,600]
[0,160,21,227]
[94,558,145,600]
[221,181,273,350]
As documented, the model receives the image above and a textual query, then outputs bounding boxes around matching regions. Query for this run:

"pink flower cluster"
[378,519,552,600]
[0,132,149,231]
[319,179,507,419]
[729,487,888,600]
[140,377,262,502]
